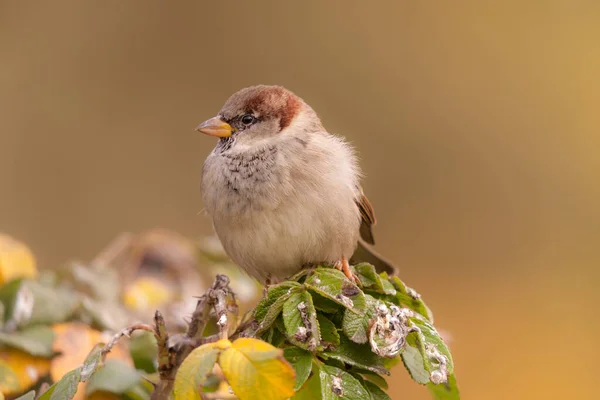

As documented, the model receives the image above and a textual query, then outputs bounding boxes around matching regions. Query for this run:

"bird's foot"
[335,257,360,285]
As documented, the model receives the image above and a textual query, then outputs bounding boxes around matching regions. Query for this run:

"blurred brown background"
[1,1,599,399]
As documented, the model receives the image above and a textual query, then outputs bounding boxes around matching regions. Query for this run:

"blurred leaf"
[0,234,38,284]
[14,391,36,400]
[283,348,313,391]
[219,337,295,400]
[387,276,433,321]
[80,344,104,382]
[363,380,391,400]
[0,359,20,394]
[123,277,173,312]
[174,342,221,399]
[37,366,82,400]
[341,294,378,344]
[290,372,320,400]
[0,348,51,395]
[51,322,132,383]
[129,331,157,373]
[317,314,340,348]
[318,364,370,400]
[79,297,129,331]
[0,325,55,357]
[282,291,320,351]
[71,263,120,304]
[305,269,365,314]
[324,336,389,375]
[0,279,32,327]
[86,359,140,396]
[26,280,79,326]
[255,283,302,332]
[427,374,460,400]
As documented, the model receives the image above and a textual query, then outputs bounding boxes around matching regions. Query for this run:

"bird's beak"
[195,116,233,138]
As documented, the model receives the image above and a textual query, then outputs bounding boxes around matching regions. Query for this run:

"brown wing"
[356,188,376,245]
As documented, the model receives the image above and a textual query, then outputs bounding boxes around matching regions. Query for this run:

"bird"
[197,85,396,285]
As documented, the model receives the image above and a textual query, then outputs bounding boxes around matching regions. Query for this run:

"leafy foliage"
[0,233,459,399]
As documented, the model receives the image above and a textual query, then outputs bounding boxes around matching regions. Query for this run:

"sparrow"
[197,85,396,284]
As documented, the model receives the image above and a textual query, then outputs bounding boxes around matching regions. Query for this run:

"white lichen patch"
[406,287,421,299]
[425,342,449,384]
[313,277,321,285]
[369,302,415,358]
[335,294,354,308]
[294,326,308,342]
[332,375,343,396]
[217,313,228,328]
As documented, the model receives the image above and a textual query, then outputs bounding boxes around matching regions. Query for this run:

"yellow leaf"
[0,348,51,396]
[0,234,37,284]
[218,338,296,400]
[174,342,222,400]
[123,277,174,311]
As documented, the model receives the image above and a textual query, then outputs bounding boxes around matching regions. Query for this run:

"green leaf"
[14,391,36,400]
[0,325,55,357]
[0,279,24,323]
[363,380,391,400]
[291,371,321,400]
[283,348,313,391]
[319,364,371,400]
[352,264,396,295]
[401,316,455,389]
[310,291,342,313]
[86,359,140,395]
[305,268,365,314]
[129,331,158,373]
[282,291,320,350]
[341,294,378,344]
[317,314,340,348]
[255,283,302,332]
[41,367,81,400]
[387,276,433,321]
[255,282,301,321]
[26,281,79,326]
[80,343,104,382]
[174,343,221,399]
[360,371,388,390]
[427,373,460,400]
[324,336,389,375]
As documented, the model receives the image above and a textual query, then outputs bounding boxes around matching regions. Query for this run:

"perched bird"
[197,85,396,284]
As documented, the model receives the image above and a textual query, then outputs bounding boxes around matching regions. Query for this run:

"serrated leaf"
[255,282,301,321]
[305,268,365,314]
[317,314,340,347]
[388,276,433,321]
[255,283,302,333]
[173,342,221,399]
[0,325,55,357]
[341,294,378,344]
[352,264,395,295]
[401,317,455,390]
[363,380,392,400]
[324,336,389,375]
[360,371,388,390]
[427,373,460,400]
[282,291,320,350]
[319,364,370,400]
[218,337,295,400]
[80,343,104,382]
[86,359,140,395]
[311,291,342,313]
[283,348,313,391]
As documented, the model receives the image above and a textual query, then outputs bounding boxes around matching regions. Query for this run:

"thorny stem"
[151,275,238,400]
[101,323,155,361]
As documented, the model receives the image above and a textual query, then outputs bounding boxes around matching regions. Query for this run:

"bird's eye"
[241,114,255,125]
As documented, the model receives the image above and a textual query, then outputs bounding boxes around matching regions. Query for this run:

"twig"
[101,323,155,361]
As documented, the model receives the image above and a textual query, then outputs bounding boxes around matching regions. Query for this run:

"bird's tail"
[350,238,398,275]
